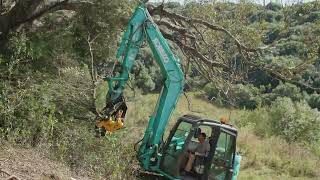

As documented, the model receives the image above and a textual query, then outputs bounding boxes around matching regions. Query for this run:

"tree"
[1,0,319,116]
[0,0,90,42]
[146,2,320,95]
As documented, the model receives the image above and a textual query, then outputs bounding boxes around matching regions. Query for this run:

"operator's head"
[198,133,206,143]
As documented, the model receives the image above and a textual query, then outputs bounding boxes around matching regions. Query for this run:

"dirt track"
[0,145,88,180]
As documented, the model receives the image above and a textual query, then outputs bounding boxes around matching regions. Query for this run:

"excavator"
[95,1,241,180]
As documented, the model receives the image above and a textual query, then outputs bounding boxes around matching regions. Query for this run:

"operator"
[184,133,210,172]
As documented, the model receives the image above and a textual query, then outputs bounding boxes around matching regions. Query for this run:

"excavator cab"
[159,115,240,180]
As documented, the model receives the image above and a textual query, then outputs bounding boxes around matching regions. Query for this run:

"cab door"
[160,120,193,177]
[208,129,236,180]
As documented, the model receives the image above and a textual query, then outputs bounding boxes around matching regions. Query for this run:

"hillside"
[1,1,320,180]
[1,92,319,179]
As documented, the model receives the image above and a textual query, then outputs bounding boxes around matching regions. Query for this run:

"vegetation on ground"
[1,0,320,179]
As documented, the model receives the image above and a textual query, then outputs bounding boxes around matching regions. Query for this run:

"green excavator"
[95,1,241,180]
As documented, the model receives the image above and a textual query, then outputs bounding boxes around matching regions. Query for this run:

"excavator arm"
[99,3,184,171]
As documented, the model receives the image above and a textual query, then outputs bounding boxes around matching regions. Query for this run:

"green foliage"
[0,83,58,145]
[240,97,320,144]
[0,33,37,77]
[131,48,162,93]
[307,11,320,22]
[265,2,282,11]
[204,83,261,109]
[261,82,303,105]
[50,122,136,179]
[276,40,307,57]
[308,93,320,109]
[231,84,261,109]
[264,24,282,44]
[250,10,283,23]
[205,82,306,109]
[269,98,320,143]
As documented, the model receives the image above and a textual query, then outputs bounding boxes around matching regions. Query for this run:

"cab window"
[209,130,235,180]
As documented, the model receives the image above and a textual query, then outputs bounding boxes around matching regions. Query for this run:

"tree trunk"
[0,0,75,42]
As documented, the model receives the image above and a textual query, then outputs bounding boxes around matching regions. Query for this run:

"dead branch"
[86,32,101,117]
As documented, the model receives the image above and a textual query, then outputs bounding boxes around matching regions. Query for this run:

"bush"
[231,84,261,109]
[261,82,303,105]
[50,122,136,178]
[0,83,58,146]
[269,97,320,143]
[250,10,283,23]
[0,67,93,146]
[240,97,320,144]
[308,93,320,109]
[204,83,261,109]
[264,25,281,44]
[306,11,320,22]
[272,82,303,101]
[276,40,307,57]
[131,48,162,93]
[265,2,282,11]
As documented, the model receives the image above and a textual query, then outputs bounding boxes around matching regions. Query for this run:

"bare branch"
[147,4,320,93]
[86,32,101,116]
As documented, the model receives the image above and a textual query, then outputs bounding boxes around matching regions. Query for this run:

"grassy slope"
[1,89,319,180]
[122,92,320,180]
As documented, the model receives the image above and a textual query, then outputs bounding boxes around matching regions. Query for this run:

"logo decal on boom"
[152,38,169,63]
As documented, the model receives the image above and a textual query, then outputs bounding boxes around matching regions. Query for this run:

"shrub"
[272,82,303,101]
[241,97,320,144]
[250,10,283,23]
[238,107,272,137]
[308,93,320,109]
[204,83,261,109]
[276,40,307,57]
[266,2,282,11]
[264,26,281,44]
[289,99,320,143]
[231,84,261,109]
[0,83,58,146]
[261,82,303,105]
[50,122,136,178]
[306,11,320,22]
[131,48,162,93]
